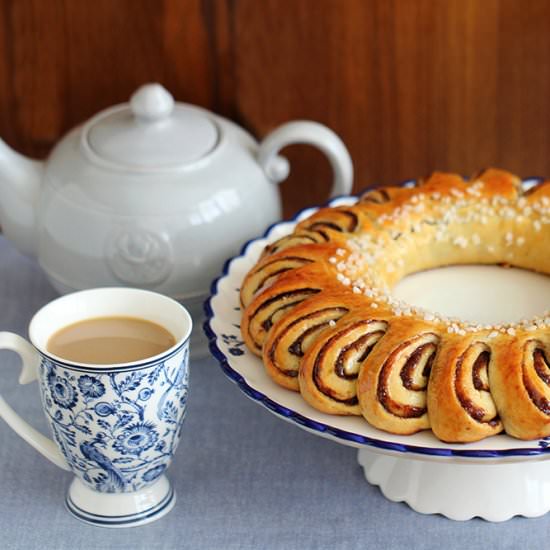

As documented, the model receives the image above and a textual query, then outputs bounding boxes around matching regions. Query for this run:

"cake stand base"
[65,475,176,528]
[358,449,550,521]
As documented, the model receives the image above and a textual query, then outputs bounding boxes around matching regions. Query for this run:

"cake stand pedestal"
[358,449,550,521]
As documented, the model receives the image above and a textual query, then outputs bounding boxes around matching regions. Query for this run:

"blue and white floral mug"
[0,287,192,527]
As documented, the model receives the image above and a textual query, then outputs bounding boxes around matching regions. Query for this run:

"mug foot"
[65,475,176,528]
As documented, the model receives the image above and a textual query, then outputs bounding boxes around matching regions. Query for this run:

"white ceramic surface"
[205,194,550,521]
[66,475,176,528]
[0,83,353,307]
[357,449,550,521]
[0,288,192,527]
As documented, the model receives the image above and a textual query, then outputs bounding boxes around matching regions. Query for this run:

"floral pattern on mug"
[77,375,106,400]
[113,422,159,456]
[47,371,79,410]
[39,344,189,493]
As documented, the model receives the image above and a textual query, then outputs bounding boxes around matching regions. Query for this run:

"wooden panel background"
[1,0,550,217]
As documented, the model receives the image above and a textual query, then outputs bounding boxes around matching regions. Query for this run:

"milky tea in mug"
[47,316,176,365]
[0,288,192,527]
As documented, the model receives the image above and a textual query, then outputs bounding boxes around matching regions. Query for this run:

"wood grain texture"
[1,0,550,217]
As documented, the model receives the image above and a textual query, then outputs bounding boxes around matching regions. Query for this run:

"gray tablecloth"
[0,236,548,550]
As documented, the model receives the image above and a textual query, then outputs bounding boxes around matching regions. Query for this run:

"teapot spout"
[0,139,43,257]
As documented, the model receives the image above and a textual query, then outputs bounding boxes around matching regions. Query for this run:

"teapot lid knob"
[82,82,219,171]
[130,84,175,121]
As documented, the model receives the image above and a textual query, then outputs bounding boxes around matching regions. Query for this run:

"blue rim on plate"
[204,180,550,459]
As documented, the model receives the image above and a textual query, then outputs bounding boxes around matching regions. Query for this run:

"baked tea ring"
[240,169,550,443]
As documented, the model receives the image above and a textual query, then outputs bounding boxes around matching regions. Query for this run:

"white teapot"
[0,83,353,325]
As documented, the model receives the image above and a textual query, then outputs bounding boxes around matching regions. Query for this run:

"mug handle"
[257,120,354,197]
[0,332,70,471]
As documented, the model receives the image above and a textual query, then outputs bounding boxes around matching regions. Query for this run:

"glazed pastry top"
[239,169,550,443]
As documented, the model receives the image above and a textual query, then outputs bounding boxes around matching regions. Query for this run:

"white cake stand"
[356,449,550,521]
[205,190,550,522]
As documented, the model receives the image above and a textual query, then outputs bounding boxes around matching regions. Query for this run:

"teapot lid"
[82,84,219,171]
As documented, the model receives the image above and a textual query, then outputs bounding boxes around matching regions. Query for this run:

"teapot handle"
[257,121,353,197]
[0,332,70,471]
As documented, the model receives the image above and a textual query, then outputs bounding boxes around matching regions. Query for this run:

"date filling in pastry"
[240,169,550,443]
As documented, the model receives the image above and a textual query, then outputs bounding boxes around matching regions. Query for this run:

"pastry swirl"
[489,338,550,439]
[357,324,437,434]
[263,300,349,390]
[239,168,550,442]
[428,338,502,442]
[299,308,389,415]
